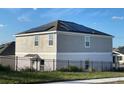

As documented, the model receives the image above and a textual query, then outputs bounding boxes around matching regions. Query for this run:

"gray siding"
[57,33,112,53]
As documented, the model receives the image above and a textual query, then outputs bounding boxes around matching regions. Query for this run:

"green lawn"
[0,71,124,84]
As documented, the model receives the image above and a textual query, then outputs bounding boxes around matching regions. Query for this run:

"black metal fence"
[114,63,124,71]
[0,56,113,72]
[56,59,113,71]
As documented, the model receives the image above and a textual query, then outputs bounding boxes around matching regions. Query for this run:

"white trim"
[16,52,112,55]
[57,31,113,38]
[15,30,113,38]
[15,31,57,37]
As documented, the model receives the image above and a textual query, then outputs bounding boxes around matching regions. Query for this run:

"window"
[84,36,90,48]
[40,60,44,71]
[48,34,53,46]
[40,60,44,65]
[117,56,122,61]
[34,35,39,46]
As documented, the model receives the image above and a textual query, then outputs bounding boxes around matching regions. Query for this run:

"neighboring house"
[15,20,113,71]
[0,41,15,56]
[113,47,124,65]
[0,41,15,70]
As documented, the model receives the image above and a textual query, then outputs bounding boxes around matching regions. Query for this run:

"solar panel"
[16,20,112,36]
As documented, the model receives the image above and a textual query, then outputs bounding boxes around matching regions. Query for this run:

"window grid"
[84,36,90,48]
[48,34,53,46]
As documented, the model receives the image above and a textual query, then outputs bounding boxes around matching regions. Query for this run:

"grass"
[1,71,124,83]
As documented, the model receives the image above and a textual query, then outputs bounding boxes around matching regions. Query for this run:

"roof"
[0,41,15,56]
[16,20,112,36]
[25,54,42,60]
[118,46,124,54]
[115,46,124,54]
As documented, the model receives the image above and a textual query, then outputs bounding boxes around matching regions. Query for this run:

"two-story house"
[15,20,113,71]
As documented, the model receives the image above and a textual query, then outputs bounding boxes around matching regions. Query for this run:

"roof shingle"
[0,42,15,56]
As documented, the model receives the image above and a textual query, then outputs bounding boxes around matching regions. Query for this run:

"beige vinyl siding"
[16,33,57,54]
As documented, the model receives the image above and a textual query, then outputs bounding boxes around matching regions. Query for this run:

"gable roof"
[113,46,124,55]
[0,41,15,56]
[114,46,124,54]
[16,20,112,36]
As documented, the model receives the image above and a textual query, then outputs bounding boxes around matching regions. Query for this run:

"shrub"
[58,66,83,72]
[68,66,83,72]
[58,68,69,72]
[113,67,124,72]
[0,64,11,72]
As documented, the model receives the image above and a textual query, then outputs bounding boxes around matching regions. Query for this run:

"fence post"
[91,61,93,71]
[101,61,103,72]
[68,60,69,71]
[30,59,32,71]
[0,56,1,64]
[36,60,38,71]
[15,56,18,71]
[80,61,82,71]
[53,59,55,71]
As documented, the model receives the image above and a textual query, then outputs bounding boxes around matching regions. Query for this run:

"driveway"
[50,77,124,84]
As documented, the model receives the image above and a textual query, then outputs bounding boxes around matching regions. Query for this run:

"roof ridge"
[56,20,60,31]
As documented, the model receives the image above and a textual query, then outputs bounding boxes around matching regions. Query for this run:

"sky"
[0,8,124,48]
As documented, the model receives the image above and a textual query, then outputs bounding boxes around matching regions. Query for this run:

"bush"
[58,66,83,72]
[0,64,11,72]
[113,67,124,72]
[68,66,83,72]
[58,68,69,72]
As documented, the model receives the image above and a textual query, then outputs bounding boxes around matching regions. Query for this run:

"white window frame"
[34,35,39,46]
[48,34,53,46]
[84,36,91,48]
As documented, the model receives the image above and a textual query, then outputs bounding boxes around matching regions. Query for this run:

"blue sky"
[0,8,124,48]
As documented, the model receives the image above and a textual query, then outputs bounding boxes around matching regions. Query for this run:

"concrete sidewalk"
[51,77,124,84]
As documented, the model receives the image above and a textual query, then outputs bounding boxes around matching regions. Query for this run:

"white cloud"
[112,16,124,20]
[17,16,31,22]
[0,24,6,28]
